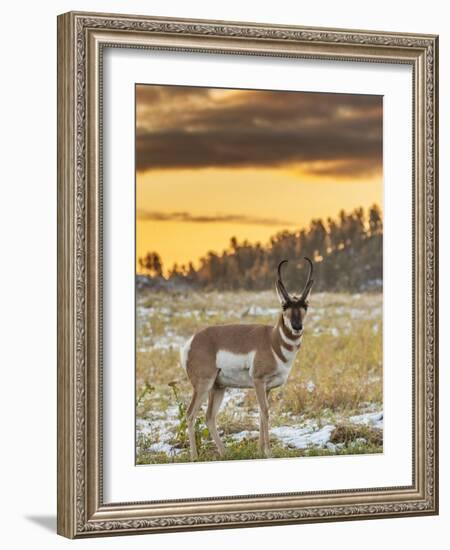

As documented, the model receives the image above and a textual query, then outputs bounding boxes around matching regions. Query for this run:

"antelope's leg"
[206,387,226,456]
[186,383,210,460]
[254,379,271,457]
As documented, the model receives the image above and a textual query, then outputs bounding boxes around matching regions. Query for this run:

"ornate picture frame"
[57,11,438,538]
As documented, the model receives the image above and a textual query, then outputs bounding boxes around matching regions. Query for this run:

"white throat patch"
[279,326,302,347]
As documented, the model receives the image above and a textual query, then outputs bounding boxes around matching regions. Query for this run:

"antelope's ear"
[275,280,288,306]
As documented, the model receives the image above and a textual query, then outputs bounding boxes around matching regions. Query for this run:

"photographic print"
[135,85,384,464]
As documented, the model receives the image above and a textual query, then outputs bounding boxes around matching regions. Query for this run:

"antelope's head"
[275,258,314,335]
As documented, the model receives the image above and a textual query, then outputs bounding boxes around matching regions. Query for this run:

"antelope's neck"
[271,314,302,356]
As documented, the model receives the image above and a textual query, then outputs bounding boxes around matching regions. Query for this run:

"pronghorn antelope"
[180,257,314,460]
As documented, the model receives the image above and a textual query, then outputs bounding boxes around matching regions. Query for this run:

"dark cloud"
[136,84,211,103]
[137,210,292,226]
[136,85,382,177]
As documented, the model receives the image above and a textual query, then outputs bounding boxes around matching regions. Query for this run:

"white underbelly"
[215,350,255,388]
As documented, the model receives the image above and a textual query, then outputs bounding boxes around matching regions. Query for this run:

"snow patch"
[349,411,383,429]
[221,388,247,408]
[229,423,336,450]
[241,305,279,317]
[271,424,335,449]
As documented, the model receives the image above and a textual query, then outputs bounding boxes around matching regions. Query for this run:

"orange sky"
[136,85,382,273]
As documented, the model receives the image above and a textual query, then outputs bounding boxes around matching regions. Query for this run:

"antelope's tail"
[179,335,194,370]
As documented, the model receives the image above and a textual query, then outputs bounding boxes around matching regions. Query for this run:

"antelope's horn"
[300,257,314,300]
[276,260,290,302]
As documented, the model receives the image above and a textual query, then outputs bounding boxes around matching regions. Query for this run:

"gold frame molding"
[57,11,439,538]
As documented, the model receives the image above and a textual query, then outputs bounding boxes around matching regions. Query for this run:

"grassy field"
[136,288,383,464]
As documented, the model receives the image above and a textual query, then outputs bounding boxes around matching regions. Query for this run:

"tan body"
[180,258,313,460]
[180,314,303,459]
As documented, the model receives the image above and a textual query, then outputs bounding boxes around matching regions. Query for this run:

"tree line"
[138,204,383,293]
